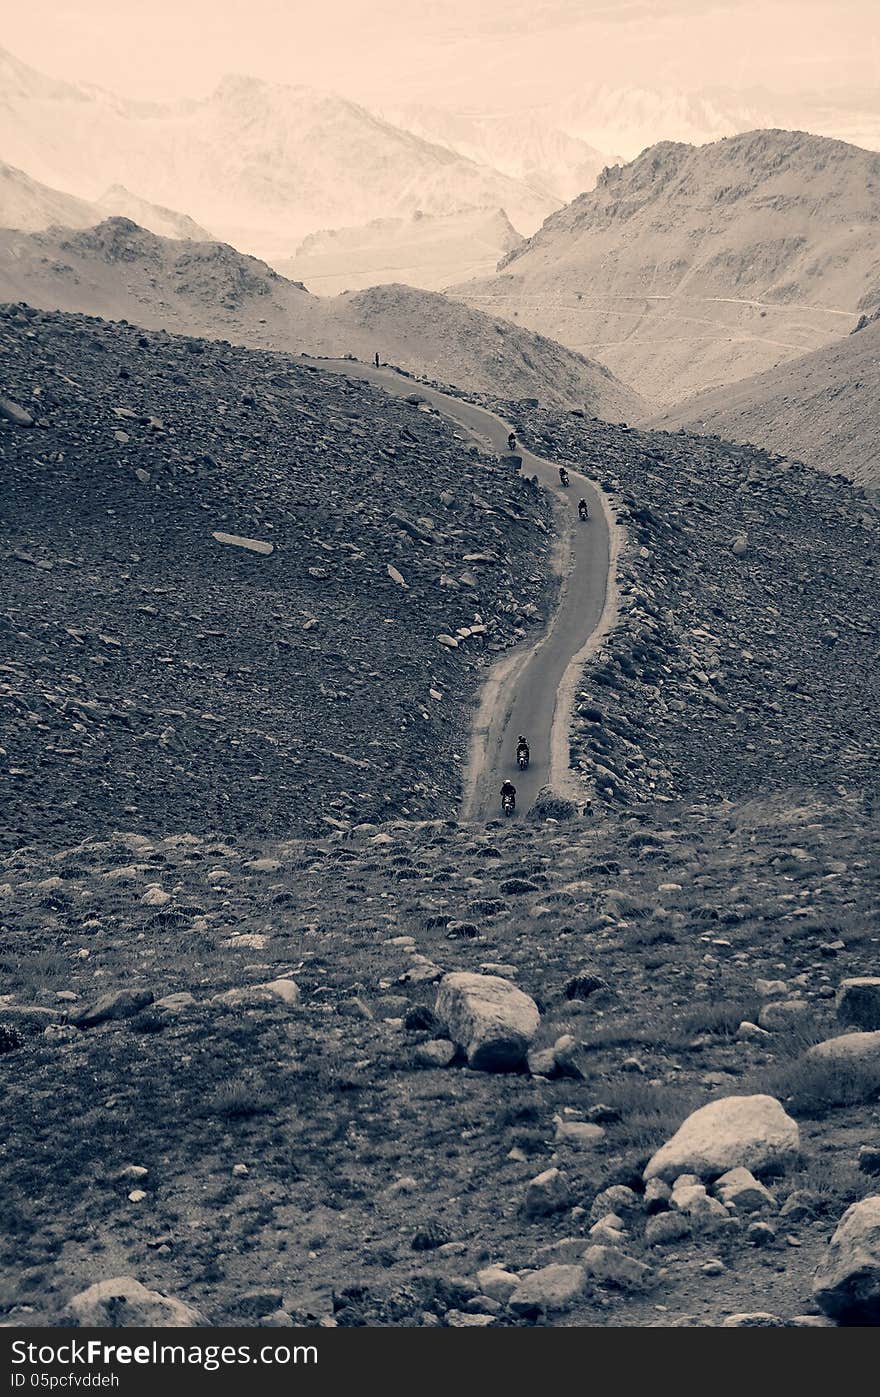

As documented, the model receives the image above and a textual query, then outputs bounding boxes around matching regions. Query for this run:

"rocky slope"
[0,219,645,416]
[0,304,557,851]
[94,186,213,242]
[2,304,880,1331]
[478,401,880,809]
[455,130,880,408]
[278,208,524,296]
[647,307,880,490]
[1,793,878,1327]
[0,46,556,260]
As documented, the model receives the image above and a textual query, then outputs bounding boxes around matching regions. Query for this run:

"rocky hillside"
[0,304,556,852]
[278,207,524,296]
[482,402,879,808]
[455,130,880,408]
[648,308,880,490]
[1,792,878,1327]
[0,219,645,416]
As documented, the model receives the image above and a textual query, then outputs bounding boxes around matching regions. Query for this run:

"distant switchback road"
[304,357,614,820]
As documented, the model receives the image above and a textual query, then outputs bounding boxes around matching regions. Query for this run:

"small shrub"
[527,788,578,822]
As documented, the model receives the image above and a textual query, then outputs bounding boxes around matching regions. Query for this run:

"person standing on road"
[374,351,380,367]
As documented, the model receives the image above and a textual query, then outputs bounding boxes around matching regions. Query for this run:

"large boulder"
[836,979,880,1031]
[65,1277,203,1327]
[643,1095,800,1183]
[435,972,539,1071]
[508,1264,588,1317]
[813,1196,880,1323]
[806,1030,880,1065]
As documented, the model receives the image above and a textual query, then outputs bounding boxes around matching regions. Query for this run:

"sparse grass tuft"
[759,1053,880,1117]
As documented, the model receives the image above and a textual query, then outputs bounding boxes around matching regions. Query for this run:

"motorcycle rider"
[507,431,517,452]
[578,498,589,520]
[559,467,569,486]
[516,734,529,763]
[500,778,517,807]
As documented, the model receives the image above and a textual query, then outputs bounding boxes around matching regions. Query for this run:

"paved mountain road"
[303,357,613,819]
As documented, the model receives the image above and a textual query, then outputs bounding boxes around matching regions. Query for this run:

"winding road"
[303,357,615,820]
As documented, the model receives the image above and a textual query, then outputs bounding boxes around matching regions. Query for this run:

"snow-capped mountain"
[0,46,558,259]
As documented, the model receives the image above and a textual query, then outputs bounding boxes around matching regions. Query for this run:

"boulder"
[476,1266,520,1303]
[66,1277,202,1327]
[645,1213,692,1247]
[836,979,880,1031]
[806,1030,880,1065]
[435,972,539,1071]
[413,1039,456,1068]
[643,1095,800,1183]
[757,998,810,1030]
[70,989,154,1028]
[581,1245,651,1290]
[523,1167,571,1218]
[0,396,34,427]
[813,1196,880,1323]
[553,1117,605,1149]
[508,1264,588,1317]
[714,1167,777,1213]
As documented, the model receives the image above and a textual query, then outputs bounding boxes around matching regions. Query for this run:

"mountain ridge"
[0,217,645,417]
[455,128,880,408]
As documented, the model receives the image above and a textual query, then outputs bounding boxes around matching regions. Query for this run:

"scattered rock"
[523,1168,571,1218]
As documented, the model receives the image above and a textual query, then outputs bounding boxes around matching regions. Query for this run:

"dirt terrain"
[0,795,877,1327]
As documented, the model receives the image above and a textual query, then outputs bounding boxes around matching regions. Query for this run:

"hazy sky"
[5,1,879,106]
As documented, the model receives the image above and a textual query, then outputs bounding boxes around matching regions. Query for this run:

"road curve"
[302,357,613,820]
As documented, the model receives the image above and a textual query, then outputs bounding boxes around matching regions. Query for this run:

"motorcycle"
[517,748,530,771]
[559,468,570,487]
[507,434,517,452]
[502,792,516,816]
[578,501,589,521]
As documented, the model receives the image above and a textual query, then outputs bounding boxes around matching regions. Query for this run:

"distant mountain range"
[0,46,558,260]
[279,208,524,296]
[0,216,645,419]
[0,159,213,240]
[455,129,880,408]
